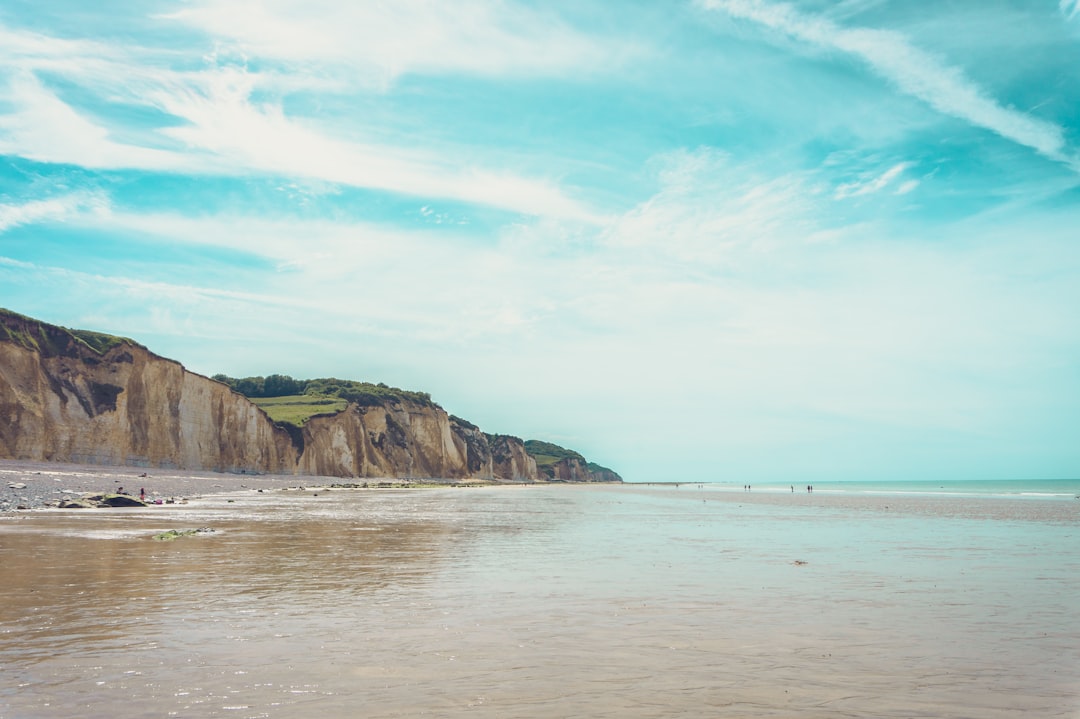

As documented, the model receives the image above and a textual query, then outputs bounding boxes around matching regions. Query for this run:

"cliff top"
[0,307,144,358]
[524,439,619,477]
[212,374,437,409]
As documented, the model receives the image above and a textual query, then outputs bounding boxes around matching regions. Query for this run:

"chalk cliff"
[294,404,539,481]
[0,309,618,482]
[0,312,297,473]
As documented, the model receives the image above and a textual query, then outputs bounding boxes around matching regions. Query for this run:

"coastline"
[0,459,510,512]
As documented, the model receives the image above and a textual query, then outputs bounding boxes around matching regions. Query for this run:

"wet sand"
[2,479,1078,717]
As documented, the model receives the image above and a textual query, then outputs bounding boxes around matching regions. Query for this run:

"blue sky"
[1,0,1078,482]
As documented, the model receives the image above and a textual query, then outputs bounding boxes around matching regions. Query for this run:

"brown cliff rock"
[0,309,618,482]
[0,312,296,473]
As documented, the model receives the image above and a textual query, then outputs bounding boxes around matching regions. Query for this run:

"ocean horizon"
[636,478,1080,499]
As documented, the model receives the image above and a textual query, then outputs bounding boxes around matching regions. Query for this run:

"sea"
[1,478,1078,718]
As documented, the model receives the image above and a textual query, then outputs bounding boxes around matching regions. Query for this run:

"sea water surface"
[1,480,1078,718]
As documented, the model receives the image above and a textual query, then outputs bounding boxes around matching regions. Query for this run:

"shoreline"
[0,459,524,512]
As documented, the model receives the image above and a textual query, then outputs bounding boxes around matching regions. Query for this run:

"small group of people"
[115,486,148,501]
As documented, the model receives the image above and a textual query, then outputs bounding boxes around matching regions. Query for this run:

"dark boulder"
[99,494,149,507]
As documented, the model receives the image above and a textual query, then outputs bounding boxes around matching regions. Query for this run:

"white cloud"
[0,73,193,170]
[0,25,121,68]
[0,63,599,221]
[1062,0,1080,20]
[0,192,110,233]
[0,15,604,221]
[165,0,624,86]
[701,0,1077,171]
[894,179,919,195]
[834,161,913,199]
[602,147,828,269]
[150,66,602,221]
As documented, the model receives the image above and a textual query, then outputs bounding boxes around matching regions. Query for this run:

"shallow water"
[1,484,1078,718]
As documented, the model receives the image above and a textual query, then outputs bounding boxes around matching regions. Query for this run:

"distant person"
[140,487,146,501]
[807,485,811,493]
[791,485,794,492]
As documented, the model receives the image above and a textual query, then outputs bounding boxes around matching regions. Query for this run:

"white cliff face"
[296,403,541,480]
[0,311,613,482]
[0,339,296,473]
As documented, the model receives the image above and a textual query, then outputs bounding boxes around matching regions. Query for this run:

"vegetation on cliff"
[212,374,435,409]
[0,308,142,358]
[523,439,620,480]
[249,394,348,425]
[524,439,585,467]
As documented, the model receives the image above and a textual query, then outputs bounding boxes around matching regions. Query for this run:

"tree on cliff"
[212,374,304,398]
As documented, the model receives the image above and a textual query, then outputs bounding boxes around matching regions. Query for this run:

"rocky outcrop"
[0,309,619,482]
[297,403,504,479]
[0,313,296,473]
[544,457,622,483]
[523,439,621,483]
[57,493,149,508]
[486,433,539,481]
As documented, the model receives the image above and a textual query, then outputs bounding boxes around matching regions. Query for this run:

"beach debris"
[792,560,808,566]
[152,527,216,541]
[57,498,98,509]
[57,493,149,508]
[8,482,26,489]
[99,493,149,507]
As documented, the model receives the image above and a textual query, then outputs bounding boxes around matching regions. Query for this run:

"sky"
[1,0,1078,483]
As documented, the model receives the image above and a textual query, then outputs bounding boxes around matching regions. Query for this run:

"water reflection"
[1,485,1078,719]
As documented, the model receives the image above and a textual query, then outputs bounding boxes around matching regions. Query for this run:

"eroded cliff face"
[0,310,618,482]
[487,433,539,481]
[0,326,296,473]
[296,404,540,480]
[543,457,621,483]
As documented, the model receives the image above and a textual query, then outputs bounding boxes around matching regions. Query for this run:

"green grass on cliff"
[251,394,348,425]
[69,329,133,354]
[523,439,586,469]
[213,373,436,409]
[0,308,140,357]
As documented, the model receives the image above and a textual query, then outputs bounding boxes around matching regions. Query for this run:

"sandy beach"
[2,480,1077,718]
[0,459,470,512]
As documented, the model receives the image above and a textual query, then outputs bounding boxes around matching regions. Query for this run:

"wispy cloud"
[0,192,110,233]
[0,15,605,221]
[150,66,603,221]
[0,69,203,171]
[701,0,1077,171]
[1062,0,1080,21]
[165,0,627,87]
[0,61,600,221]
[834,161,913,199]
[602,147,832,270]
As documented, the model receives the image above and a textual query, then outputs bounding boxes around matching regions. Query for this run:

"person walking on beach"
[140,487,146,501]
